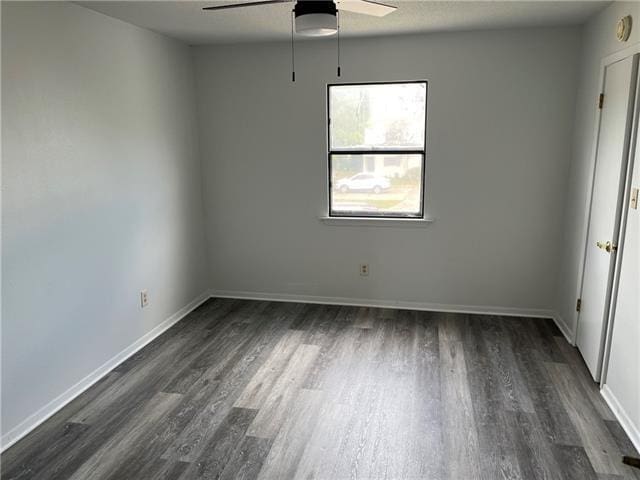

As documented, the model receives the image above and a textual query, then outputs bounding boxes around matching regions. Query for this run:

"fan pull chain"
[291,9,296,82]
[337,10,341,77]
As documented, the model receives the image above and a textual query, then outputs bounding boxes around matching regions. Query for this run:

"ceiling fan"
[203,0,397,37]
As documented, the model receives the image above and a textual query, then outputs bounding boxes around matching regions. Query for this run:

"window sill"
[318,216,435,227]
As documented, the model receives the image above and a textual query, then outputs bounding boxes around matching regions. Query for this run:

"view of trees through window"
[328,82,427,217]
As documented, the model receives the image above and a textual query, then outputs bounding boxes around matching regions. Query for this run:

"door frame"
[576,43,640,384]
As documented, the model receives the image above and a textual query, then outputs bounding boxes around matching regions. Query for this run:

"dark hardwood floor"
[3,298,639,479]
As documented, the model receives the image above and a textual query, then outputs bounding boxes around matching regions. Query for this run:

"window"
[327,81,427,218]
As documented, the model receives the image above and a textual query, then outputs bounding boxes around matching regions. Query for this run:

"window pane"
[331,154,423,216]
[329,83,426,151]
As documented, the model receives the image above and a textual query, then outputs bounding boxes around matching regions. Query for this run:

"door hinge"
[576,298,582,312]
[598,94,604,109]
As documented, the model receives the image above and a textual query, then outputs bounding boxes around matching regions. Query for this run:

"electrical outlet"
[359,264,369,276]
[140,290,149,308]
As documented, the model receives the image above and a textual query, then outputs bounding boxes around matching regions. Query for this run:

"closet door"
[577,54,639,380]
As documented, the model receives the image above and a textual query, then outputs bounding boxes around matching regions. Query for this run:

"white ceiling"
[78,0,610,45]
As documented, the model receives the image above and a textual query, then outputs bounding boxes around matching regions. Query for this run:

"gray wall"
[555,1,640,338]
[1,2,209,440]
[194,28,581,312]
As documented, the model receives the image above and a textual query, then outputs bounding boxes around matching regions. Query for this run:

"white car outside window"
[336,174,391,194]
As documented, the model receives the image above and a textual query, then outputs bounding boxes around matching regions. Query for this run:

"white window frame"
[326,80,428,220]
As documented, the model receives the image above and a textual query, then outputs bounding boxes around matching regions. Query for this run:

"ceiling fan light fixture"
[295,1,337,37]
[296,13,337,36]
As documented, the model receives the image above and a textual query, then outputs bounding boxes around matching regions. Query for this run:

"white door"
[577,54,639,381]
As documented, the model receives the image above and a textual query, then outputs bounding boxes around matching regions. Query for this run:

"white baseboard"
[210,289,557,320]
[0,290,211,453]
[601,384,640,454]
[551,312,576,346]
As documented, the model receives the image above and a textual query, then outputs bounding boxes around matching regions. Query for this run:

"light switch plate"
[631,187,639,210]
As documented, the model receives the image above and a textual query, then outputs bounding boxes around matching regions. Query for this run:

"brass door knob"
[596,240,617,253]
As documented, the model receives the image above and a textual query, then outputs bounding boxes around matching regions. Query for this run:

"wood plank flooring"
[3,298,639,479]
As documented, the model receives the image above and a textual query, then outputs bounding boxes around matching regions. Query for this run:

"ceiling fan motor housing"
[295,0,338,36]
